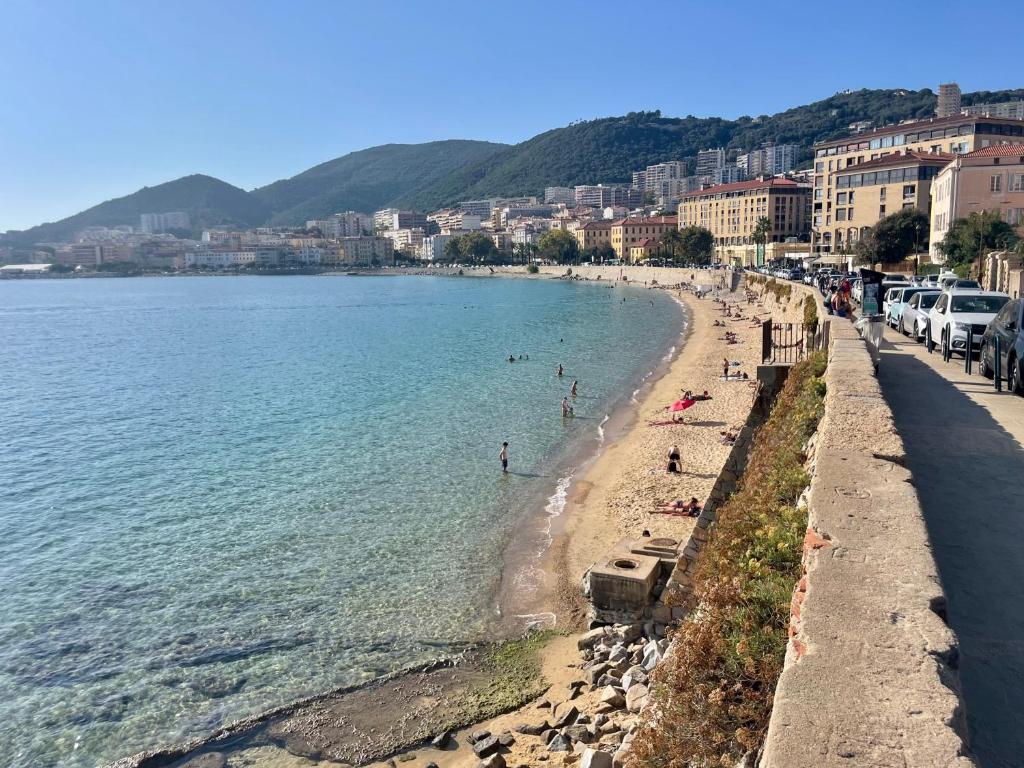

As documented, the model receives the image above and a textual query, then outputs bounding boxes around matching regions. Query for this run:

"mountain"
[5,175,270,246]
[8,86,1024,245]
[252,140,508,225]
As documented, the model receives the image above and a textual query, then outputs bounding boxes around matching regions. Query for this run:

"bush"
[526,263,539,274]
[802,294,818,329]
[629,352,828,768]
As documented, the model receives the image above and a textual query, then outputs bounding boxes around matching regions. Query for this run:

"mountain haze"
[6,86,1024,246]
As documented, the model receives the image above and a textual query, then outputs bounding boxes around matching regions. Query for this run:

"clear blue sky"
[0,0,1018,232]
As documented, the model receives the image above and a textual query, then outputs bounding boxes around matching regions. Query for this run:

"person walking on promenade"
[499,442,509,473]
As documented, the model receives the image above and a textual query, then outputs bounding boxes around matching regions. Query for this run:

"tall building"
[140,211,190,234]
[678,178,811,249]
[544,187,576,205]
[737,145,798,178]
[574,184,642,209]
[929,144,1024,263]
[810,114,1024,252]
[427,209,483,233]
[321,211,372,238]
[695,148,727,181]
[458,200,496,217]
[373,209,427,231]
[638,161,686,193]
[713,166,745,185]
[937,83,962,118]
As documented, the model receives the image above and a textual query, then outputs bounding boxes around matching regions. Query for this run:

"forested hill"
[7,86,1024,244]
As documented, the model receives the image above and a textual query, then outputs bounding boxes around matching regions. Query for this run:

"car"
[900,290,941,339]
[927,289,1011,358]
[979,298,1024,393]
[885,287,935,328]
[941,278,981,291]
[880,281,911,317]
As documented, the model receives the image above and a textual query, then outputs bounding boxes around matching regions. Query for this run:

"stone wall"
[759,313,973,767]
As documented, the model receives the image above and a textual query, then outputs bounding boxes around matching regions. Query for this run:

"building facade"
[609,216,677,261]
[427,209,483,233]
[321,211,373,238]
[929,144,1024,263]
[544,187,576,205]
[574,184,642,209]
[574,220,613,252]
[678,178,811,249]
[373,209,427,231]
[810,114,1024,252]
[695,148,727,181]
[937,83,962,118]
[962,101,1024,121]
[140,211,190,234]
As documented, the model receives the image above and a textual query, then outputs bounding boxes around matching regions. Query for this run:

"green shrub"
[629,352,828,768]
[526,263,539,274]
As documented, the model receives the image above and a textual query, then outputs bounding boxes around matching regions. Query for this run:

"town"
[5,82,1023,284]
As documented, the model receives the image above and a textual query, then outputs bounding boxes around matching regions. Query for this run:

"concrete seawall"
[760,284,973,767]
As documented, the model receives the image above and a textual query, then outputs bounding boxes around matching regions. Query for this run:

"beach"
[178,275,772,768]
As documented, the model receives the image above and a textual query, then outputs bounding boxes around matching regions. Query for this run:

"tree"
[853,208,929,265]
[444,232,498,263]
[751,217,772,246]
[513,242,538,264]
[937,209,1020,268]
[537,229,580,264]
[678,226,715,265]
[660,228,684,263]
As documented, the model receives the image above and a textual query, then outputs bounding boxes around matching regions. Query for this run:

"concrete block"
[589,554,660,613]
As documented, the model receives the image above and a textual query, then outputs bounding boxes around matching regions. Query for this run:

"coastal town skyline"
[2,0,1020,232]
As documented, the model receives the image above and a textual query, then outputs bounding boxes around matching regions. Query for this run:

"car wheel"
[979,342,994,379]
[1011,354,1023,395]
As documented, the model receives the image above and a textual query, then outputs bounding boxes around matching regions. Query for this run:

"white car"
[898,290,941,339]
[886,287,935,328]
[927,289,1011,358]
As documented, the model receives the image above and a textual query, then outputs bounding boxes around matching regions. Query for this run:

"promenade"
[876,324,1024,768]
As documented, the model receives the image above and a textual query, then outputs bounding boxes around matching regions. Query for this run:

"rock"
[612,746,629,768]
[181,754,227,768]
[641,642,661,671]
[580,748,614,768]
[473,736,501,757]
[515,721,550,736]
[479,755,506,768]
[620,665,648,691]
[607,645,629,664]
[593,713,608,727]
[614,624,643,645]
[564,724,592,743]
[498,732,515,747]
[552,703,579,728]
[538,755,550,762]
[426,764,439,768]
[625,683,649,713]
[599,686,625,708]
[397,755,416,763]
[577,628,608,650]
[575,713,591,725]
[599,732,624,746]
[472,729,492,744]
[586,663,611,685]
[431,731,452,749]
[543,729,558,744]
[548,734,572,752]
[596,674,622,688]
[538,699,552,709]
[599,721,619,735]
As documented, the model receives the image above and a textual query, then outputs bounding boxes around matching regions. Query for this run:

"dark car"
[980,298,1024,393]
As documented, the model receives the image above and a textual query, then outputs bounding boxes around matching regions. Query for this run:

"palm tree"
[660,228,684,264]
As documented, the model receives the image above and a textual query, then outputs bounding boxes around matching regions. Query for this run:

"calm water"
[0,275,683,767]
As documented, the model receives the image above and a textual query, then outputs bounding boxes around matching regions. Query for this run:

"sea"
[0,274,685,767]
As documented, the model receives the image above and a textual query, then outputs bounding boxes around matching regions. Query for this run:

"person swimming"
[509,355,516,363]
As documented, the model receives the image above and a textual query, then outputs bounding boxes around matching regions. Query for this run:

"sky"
[0,0,1020,232]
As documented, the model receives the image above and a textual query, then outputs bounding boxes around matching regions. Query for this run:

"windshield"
[919,293,940,309]
[950,295,1009,313]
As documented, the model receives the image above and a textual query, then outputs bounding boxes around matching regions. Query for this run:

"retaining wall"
[759,300,973,766]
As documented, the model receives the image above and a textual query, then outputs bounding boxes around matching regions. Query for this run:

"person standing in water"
[499,442,509,473]
[570,380,578,397]
[561,397,573,417]
[557,364,564,377]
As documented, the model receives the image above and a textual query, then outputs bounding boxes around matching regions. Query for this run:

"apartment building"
[822,151,951,253]
[574,220,613,252]
[962,101,1024,121]
[373,208,427,231]
[678,178,811,248]
[695,148,727,181]
[322,236,394,266]
[739,144,798,177]
[574,184,642,209]
[140,211,190,234]
[937,83,962,118]
[714,166,745,185]
[382,227,426,255]
[810,114,1024,252]
[321,211,372,238]
[419,233,455,261]
[609,216,677,261]
[185,250,257,268]
[427,209,482,233]
[930,144,1024,262]
[544,187,576,205]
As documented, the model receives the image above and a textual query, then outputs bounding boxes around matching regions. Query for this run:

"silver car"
[898,290,941,339]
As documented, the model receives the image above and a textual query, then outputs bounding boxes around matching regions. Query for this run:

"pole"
[995,336,1003,392]
[965,328,973,374]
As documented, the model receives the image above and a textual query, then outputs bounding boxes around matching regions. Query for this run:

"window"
[903,184,916,199]
[1010,174,1024,192]
[815,161,824,172]
[849,191,856,203]
[836,209,847,221]
[837,192,847,204]
[1006,208,1024,226]
[879,187,887,200]
[879,205,886,216]
[991,175,1003,192]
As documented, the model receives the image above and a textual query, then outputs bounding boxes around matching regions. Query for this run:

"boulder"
[497,732,515,748]
[552,703,579,729]
[625,683,649,713]
[426,763,439,768]
[515,722,550,736]
[599,721,619,735]
[548,734,572,752]
[580,748,614,768]
[430,731,452,749]
[563,724,593,743]
[614,624,643,645]
[577,628,608,650]
[473,736,500,758]
[586,663,611,685]
[397,755,415,763]
[480,755,506,768]
[471,729,491,744]
[596,674,622,688]
[599,732,624,747]
[599,686,625,708]
[620,665,648,691]
[181,755,227,768]
[593,714,608,727]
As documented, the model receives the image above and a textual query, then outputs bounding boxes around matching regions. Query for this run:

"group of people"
[824,279,853,318]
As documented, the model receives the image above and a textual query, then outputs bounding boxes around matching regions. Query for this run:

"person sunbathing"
[655,497,702,516]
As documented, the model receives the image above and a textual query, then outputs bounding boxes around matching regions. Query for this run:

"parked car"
[941,278,981,291]
[880,281,910,317]
[979,298,1024,393]
[899,290,941,339]
[927,290,1011,358]
[885,287,935,328]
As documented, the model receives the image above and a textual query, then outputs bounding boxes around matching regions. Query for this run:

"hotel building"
[609,216,677,261]
[678,178,811,248]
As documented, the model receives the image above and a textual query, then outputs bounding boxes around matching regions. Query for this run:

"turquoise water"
[0,275,683,767]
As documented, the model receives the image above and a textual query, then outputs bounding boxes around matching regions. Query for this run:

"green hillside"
[4,175,270,246]
[252,140,507,225]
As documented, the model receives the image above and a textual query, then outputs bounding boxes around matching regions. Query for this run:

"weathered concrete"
[875,323,1024,767]
[760,318,973,767]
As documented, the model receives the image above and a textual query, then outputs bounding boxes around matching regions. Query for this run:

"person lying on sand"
[655,498,702,516]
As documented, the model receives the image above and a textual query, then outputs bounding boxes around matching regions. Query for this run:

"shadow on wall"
[877,342,1024,767]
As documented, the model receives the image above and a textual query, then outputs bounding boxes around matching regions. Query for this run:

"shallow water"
[0,274,682,767]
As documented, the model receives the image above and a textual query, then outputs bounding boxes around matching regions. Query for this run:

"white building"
[544,187,575,205]
[383,227,425,254]
[373,208,428,231]
[695,148,727,180]
[962,101,1024,121]
[185,250,257,268]
[419,233,455,261]
[140,211,190,234]
[739,144,798,177]
[321,211,372,238]
[428,209,482,233]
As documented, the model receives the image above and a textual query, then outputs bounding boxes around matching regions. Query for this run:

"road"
[874,321,1024,768]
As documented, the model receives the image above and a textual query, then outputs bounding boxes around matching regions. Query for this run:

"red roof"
[815,114,1024,149]
[682,178,804,198]
[835,150,954,172]
[612,216,677,226]
[964,143,1024,158]
[581,220,613,230]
